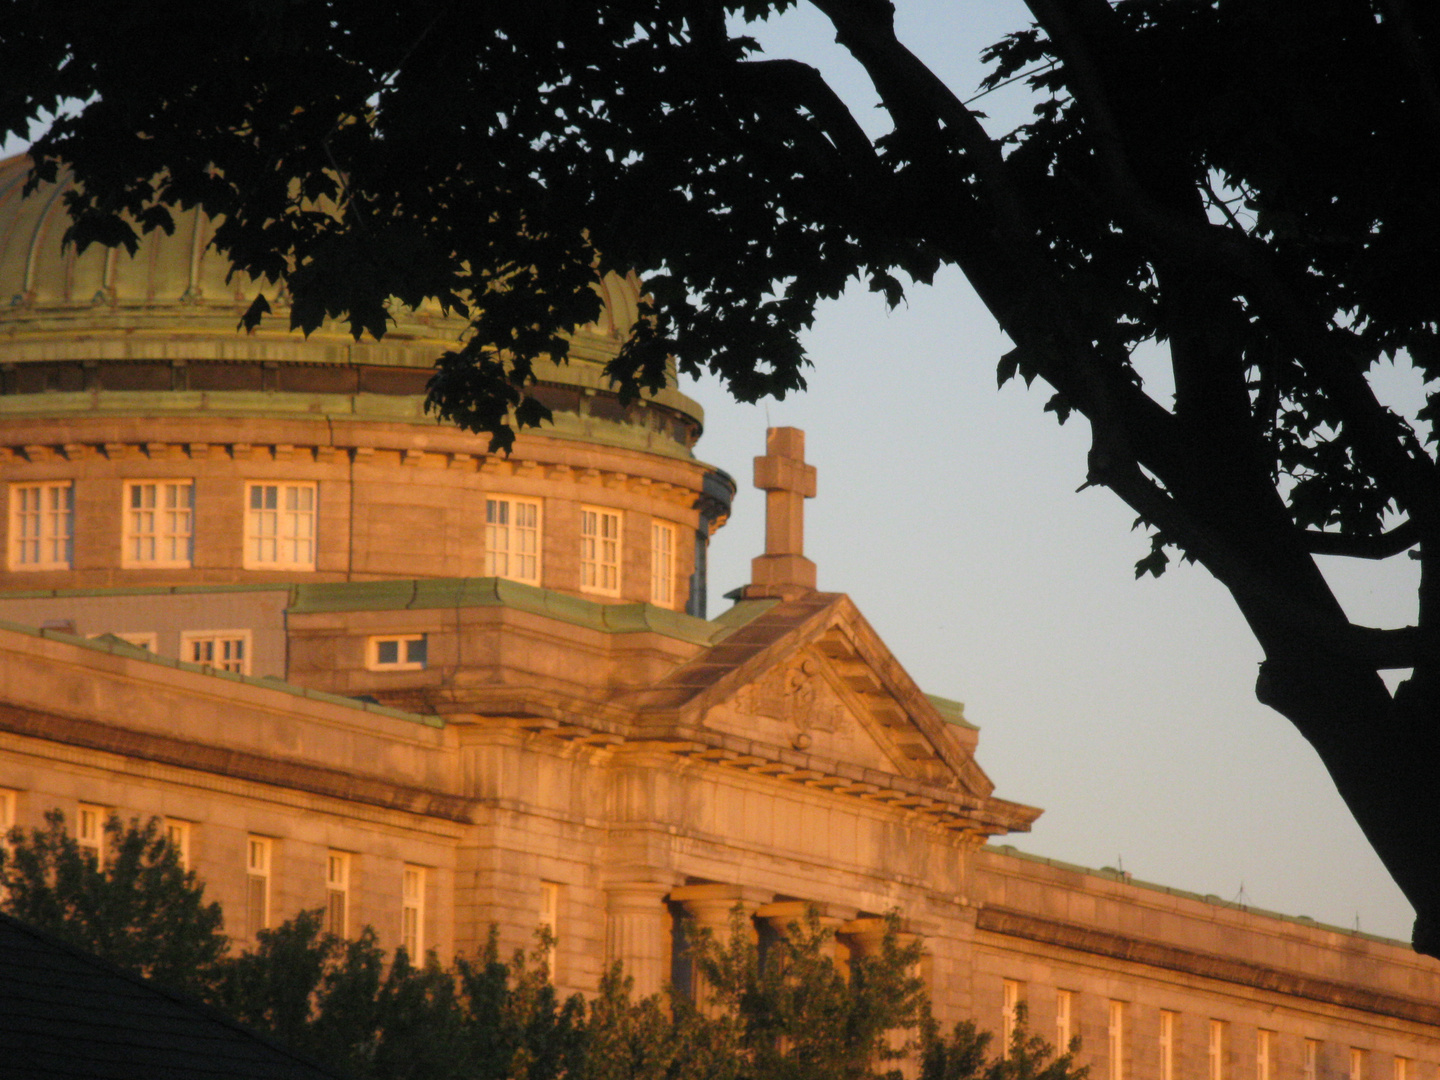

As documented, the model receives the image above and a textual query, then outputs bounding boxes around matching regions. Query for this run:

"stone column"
[758,900,855,974]
[671,884,774,1008]
[843,916,923,959]
[604,880,675,998]
[842,915,932,991]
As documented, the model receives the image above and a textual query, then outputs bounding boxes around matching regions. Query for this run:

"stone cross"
[747,426,817,597]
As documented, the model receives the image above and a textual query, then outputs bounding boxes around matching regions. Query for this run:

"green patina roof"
[0,618,442,729]
[924,693,978,730]
[0,577,777,650]
[288,577,774,648]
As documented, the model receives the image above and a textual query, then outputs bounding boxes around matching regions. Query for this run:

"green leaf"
[238,292,272,333]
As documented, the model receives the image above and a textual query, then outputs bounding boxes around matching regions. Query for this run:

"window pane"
[246,483,315,569]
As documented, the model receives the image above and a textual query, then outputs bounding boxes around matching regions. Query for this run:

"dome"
[0,153,704,444]
[0,153,732,608]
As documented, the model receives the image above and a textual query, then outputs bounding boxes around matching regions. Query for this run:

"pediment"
[664,593,997,798]
[708,653,903,774]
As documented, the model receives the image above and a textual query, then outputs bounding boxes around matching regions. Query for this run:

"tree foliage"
[0,816,1080,1080]
[203,906,1078,1080]
[922,1004,1084,1080]
[690,908,928,1080]
[0,809,227,995]
[4,0,1438,951]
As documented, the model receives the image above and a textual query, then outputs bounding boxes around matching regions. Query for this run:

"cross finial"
[745,427,817,598]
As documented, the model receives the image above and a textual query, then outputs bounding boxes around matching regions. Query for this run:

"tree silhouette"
[2,0,1438,951]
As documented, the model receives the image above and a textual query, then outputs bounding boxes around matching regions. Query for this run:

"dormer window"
[368,633,427,670]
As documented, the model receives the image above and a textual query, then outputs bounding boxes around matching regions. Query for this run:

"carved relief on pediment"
[711,654,897,772]
[732,656,842,739]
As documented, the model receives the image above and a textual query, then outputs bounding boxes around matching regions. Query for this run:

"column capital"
[755,899,857,935]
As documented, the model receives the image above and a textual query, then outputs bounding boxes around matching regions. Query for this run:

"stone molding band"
[0,701,474,824]
[0,440,705,506]
[975,906,1440,1026]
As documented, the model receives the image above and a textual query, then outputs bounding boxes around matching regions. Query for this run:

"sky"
[1,4,1419,942]
[681,1,1421,941]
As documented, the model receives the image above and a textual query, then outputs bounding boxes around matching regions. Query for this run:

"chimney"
[743,427,817,599]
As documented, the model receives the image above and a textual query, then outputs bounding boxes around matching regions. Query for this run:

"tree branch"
[1018,0,1440,533]
[733,58,880,175]
[807,0,1187,486]
[1302,520,1422,559]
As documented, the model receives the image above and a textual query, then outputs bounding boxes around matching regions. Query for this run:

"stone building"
[1,151,1438,1079]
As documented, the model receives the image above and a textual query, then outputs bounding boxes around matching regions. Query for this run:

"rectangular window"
[484,497,541,584]
[1305,1040,1320,1080]
[10,481,73,569]
[651,521,676,607]
[0,788,15,856]
[580,507,621,595]
[245,482,316,569]
[1002,979,1022,1055]
[77,803,105,862]
[1352,1050,1366,1080]
[247,836,271,935]
[1395,1058,1409,1080]
[1055,990,1074,1053]
[539,880,560,981]
[1160,1011,1177,1080]
[1257,1030,1273,1080]
[123,481,193,567]
[181,630,251,675]
[0,788,15,899]
[1107,1001,1125,1080]
[367,634,427,671]
[164,819,191,870]
[402,865,426,958]
[1210,1021,1226,1080]
[326,851,350,938]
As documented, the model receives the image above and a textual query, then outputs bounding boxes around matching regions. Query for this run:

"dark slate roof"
[0,913,346,1079]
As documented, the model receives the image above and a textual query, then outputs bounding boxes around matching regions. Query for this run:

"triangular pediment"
[641,592,999,800]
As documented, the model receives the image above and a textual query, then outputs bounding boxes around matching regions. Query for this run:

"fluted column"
[605,880,676,998]
[671,884,773,1008]
[757,900,854,974]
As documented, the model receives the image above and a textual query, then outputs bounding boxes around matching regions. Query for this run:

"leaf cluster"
[922,1004,1086,1080]
[981,0,1439,557]
[212,917,586,1080]
[0,809,227,997]
[692,908,928,1080]
[0,0,922,449]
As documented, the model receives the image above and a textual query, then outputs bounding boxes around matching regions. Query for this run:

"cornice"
[0,438,715,509]
[0,699,473,823]
[975,906,1440,1027]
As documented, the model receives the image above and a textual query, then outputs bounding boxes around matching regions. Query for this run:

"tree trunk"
[1256,648,1440,956]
